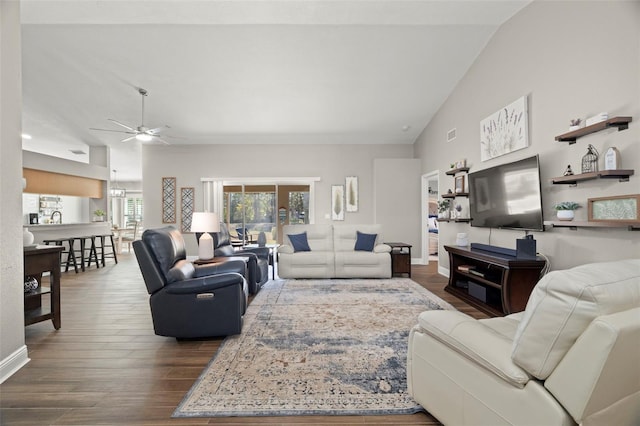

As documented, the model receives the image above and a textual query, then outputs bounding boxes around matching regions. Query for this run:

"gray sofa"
[278,224,391,279]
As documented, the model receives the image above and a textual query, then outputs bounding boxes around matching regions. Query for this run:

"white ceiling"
[20,0,531,181]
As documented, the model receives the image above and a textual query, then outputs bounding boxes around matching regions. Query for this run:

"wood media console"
[444,244,546,317]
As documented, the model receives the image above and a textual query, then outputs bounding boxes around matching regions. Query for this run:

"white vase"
[23,227,35,246]
[557,210,575,221]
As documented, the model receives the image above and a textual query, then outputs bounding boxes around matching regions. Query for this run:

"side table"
[385,242,412,277]
[24,245,64,329]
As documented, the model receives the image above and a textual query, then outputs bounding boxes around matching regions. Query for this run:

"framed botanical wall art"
[331,185,345,221]
[162,177,176,223]
[345,176,358,212]
[455,175,465,194]
[480,95,529,161]
[180,187,194,232]
[588,194,640,224]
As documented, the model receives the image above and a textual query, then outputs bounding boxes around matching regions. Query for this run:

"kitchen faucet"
[51,210,62,224]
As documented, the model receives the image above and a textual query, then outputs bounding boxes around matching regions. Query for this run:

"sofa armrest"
[278,244,294,254]
[374,243,391,253]
[545,308,640,425]
[416,310,531,388]
[164,272,245,295]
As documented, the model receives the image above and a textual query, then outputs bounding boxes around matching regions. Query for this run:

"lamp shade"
[191,212,220,261]
[190,212,220,233]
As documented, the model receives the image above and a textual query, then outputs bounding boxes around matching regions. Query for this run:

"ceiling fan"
[90,88,169,144]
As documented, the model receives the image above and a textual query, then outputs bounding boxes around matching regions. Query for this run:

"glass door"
[276,185,310,244]
[223,185,276,246]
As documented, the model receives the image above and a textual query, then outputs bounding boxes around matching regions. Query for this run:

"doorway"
[421,171,440,265]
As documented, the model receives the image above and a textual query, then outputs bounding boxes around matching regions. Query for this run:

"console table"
[24,245,63,329]
[444,245,546,316]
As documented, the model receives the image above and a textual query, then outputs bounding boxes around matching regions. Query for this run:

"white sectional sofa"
[277,224,392,279]
[407,258,640,425]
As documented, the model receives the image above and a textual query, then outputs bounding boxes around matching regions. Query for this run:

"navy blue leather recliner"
[197,223,269,294]
[133,226,248,339]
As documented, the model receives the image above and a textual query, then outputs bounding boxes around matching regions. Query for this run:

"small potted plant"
[554,202,580,221]
[455,203,463,218]
[93,209,106,222]
[437,200,450,219]
[569,118,582,131]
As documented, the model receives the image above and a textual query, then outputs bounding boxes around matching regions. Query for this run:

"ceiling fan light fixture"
[136,133,153,142]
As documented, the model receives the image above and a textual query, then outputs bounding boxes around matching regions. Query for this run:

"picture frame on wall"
[588,194,640,223]
[345,176,358,212]
[331,185,345,221]
[455,175,465,194]
[162,177,177,223]
[180,187,194,232]
[480,95,529,161]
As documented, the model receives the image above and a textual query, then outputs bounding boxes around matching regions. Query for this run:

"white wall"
[373,158,421,259]
[415,0,640,271]
[142,143,414,254]
[1,1,29,382]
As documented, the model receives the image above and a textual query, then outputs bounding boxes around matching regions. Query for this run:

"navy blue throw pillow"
[354,231,377,252]
[288,232,311,252]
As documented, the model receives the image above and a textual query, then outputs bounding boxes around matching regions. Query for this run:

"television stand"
[444,245,546,317]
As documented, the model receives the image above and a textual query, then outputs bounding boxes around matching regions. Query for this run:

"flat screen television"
[468,155,544,232]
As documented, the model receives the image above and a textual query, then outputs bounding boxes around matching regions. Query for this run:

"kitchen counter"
[25,222,112,243]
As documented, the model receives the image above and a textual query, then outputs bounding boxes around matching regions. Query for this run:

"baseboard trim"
[0,345,30,384]
[438,265,450,278]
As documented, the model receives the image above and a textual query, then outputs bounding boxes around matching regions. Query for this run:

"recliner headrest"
[142,226,187,283]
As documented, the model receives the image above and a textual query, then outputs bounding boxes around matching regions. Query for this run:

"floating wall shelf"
[445,167,470,176]
[544,220,640,231]
[555,116,632,144]
[551,169,634,185]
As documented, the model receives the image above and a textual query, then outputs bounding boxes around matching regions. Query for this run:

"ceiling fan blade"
[121,136,137,143]
[146,127,165,135]
[152,137,170,145]
[90,128,136,135]
[107,119,135,131]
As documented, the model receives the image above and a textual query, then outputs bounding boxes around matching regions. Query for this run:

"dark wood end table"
[385,242,412,277]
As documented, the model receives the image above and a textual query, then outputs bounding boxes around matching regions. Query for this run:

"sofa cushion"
[354,231,377,252]
[333,224,382,252]
[288,232,311,252]
[512,259,640,380]
[283,224,334,251]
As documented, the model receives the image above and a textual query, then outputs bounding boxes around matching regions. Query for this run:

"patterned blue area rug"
[173,278,454,418]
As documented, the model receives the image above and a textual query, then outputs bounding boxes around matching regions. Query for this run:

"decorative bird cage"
[581,144,599,174]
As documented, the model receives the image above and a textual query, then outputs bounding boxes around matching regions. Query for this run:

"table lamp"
[190,212,220,260]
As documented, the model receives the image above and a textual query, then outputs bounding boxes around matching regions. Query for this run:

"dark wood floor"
[1,252,485,425]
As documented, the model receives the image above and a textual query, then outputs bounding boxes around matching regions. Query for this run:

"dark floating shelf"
[442,192,469,198]
[437,218,472,223]
[445,167,470,176]
[544,220,640,231]
[551,169,634,185]
[555,116,632,144]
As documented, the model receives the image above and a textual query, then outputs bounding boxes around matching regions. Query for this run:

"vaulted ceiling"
[20,0,531,181]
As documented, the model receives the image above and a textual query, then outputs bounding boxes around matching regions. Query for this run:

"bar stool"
[77,235,100,270]
[43,237,79,273]
[96,233,118,266]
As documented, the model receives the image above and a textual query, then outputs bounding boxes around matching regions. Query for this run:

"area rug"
[173,278,455,418]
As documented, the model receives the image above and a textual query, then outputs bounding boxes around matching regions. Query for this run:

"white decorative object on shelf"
[456,233,469,247]
[585,112,608,127]
[557,210,575,221]
[604,147,621,170]
[23,227,34,246]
